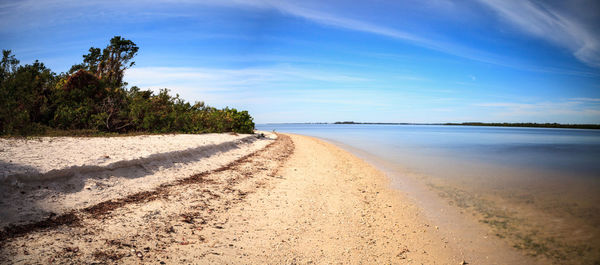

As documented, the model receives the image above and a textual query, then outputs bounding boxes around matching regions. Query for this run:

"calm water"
[257,124,600,179]
[257,124,600,261]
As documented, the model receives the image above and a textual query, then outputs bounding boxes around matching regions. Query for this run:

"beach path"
[198,133,461,264]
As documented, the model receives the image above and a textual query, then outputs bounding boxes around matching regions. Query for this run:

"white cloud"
[474,100,600,123]
[3,0,599,75]
[221,1,508,66]
[569,97,600,102]
[0,0,568,74]
[124,65,378,106]
[476,0,600,68]
[216,0,600,73]
[126,65,369,87]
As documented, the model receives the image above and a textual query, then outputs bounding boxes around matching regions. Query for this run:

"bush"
[0,44,255,136]
[0,57,55,135]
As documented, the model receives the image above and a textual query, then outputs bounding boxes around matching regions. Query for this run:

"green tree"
[0,50,19,79]
[1,38,255,136]
[76,36,138,87]
[51,70,103,129]
[0,53,56,134]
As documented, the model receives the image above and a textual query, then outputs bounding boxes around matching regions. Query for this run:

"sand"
[0,133,543,264]
[1,134,265,183]
[0,133,275,228]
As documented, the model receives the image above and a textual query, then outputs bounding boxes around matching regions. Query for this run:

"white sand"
[0,132,275,228]
[1,134,546,265]
[1,134,267,183]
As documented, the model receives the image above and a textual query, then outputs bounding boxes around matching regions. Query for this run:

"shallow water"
[257,124,600,263]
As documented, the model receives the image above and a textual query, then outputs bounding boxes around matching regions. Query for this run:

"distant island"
[332,121,600,129]
[333,121,412,125]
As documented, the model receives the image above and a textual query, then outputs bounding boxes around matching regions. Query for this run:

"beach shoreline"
[1,133,543,264]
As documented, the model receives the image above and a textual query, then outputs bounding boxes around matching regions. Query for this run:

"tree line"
[0,36,254,136]
[331,121,599,129]
[443,122,600,129]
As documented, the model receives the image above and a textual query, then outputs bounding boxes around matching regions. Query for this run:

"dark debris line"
[0,134,294,245]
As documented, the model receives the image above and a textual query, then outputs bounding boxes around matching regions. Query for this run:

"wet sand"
[1,133,544,264]
[324,136,600,264]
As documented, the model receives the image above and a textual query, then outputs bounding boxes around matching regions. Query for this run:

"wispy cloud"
[474,100,600,123]
[207,0,600,75]
[569,97,600,102]
[3,0,599,75]
[215,1,508,67]
[124,65,376,104]
[126,65,369,87]
[125,65,424,114]
[476,0,600,68]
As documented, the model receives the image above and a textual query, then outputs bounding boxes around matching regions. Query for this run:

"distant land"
[264,122,600,129]
[335,121,600,129]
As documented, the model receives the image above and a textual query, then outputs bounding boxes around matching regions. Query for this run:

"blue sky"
[1,0,599,123]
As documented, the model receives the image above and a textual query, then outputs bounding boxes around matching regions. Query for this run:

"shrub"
[0,39,255,136]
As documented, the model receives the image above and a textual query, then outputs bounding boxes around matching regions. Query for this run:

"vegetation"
[333,121,600,129]
[0,36,254,136]
[333,121,410,125]
[443,122,600,130]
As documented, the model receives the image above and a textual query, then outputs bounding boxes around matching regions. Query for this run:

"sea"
[256,123,600,262]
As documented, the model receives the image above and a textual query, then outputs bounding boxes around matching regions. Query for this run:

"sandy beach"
[1,133,544,264]
[0,133,275,228]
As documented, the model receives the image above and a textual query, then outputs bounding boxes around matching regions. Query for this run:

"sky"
[1,0,599,123]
